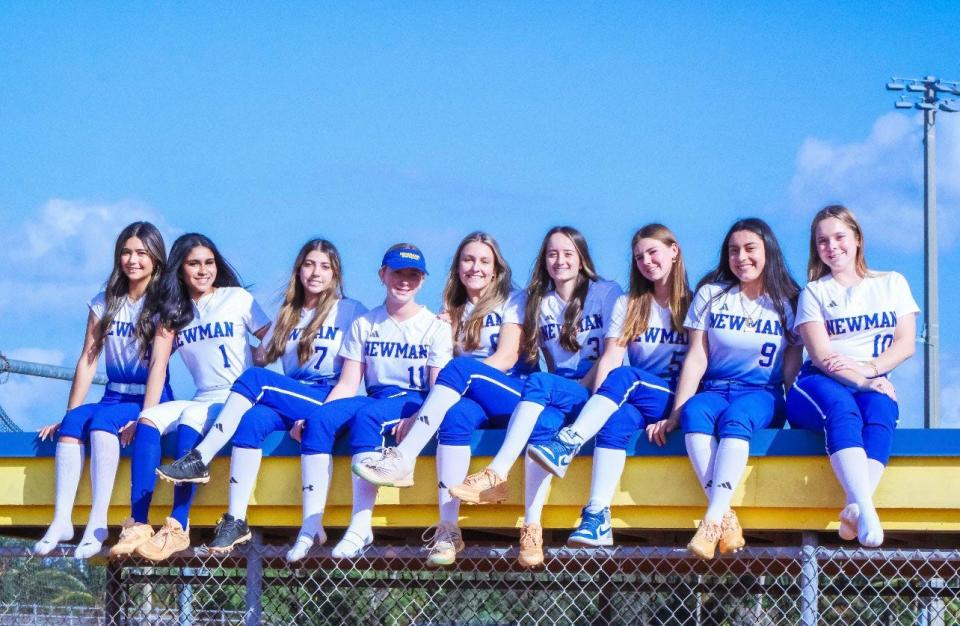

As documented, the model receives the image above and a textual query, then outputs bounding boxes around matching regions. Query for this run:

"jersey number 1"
[218,345,230,369]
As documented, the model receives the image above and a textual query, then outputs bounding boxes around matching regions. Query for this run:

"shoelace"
[698,522,721,543]
[421,524,459,551]
[464,469,498,489]
[520,526,541,549]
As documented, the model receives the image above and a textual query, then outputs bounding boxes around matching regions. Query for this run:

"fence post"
[104,559,123,626]
[178,566,194,626]
[799,532,819,626]
[244,529,264,626]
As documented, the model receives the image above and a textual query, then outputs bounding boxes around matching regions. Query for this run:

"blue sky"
[1,3,959,430]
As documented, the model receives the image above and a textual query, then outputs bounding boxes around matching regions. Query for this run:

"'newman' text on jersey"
[824,312,897,336]
[708,313,784,336]
[177,322,235,347]
[539,313,603,341]
[364,341,429,359]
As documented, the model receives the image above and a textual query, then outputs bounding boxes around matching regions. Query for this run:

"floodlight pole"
[922,83,939,429]
[887,75,960,428]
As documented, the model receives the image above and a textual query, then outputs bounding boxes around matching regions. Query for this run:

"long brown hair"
[619,224,691,344]
[103,221,166,355]
[522,226,599,364]
[263,239,344,365]
[443,232,513,353]
[807,204,869,281]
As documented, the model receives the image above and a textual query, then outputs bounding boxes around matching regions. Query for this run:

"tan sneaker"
[687,519,722,560]
[110,518,154,557]
[448,468,507,505]
[135,517,190,562]
[422,522,464,567]
[518,523,544,568]
[718,509,746,555]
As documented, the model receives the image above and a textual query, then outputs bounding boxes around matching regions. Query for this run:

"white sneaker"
[331,530,373,559]
[285,528,328,564]
[422,522,464,567]
[352,448,415,488]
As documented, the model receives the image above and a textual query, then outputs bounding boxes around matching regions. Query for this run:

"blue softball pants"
[301,386,427,456]
[786,366,898,464]
[681,379,786,441]
[229,367,334,449]
[594,366,674,450]
[435,357,526,446]
[58,384,174,441]
[523,372,591,445]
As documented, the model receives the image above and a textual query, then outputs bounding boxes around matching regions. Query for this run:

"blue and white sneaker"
[567,506,613,547]
[527,427,583,479]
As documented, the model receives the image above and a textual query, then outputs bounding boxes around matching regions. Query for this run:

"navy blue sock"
[170,425,203,528]
[130,423,161,523]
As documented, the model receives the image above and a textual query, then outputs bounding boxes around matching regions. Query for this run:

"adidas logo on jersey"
[370,329,380,338]
[720,303,729,312]
[828,300,838,308]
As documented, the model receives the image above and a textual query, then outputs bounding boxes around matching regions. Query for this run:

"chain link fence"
[2,533,959,625]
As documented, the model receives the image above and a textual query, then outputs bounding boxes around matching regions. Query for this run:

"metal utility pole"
[886,75,960,428]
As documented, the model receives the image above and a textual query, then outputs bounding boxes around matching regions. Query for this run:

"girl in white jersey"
[786,205,918,547]
[653,218,802,560]
[109,233,271,561]
[449,226,621,567]
[294,243,453,559]
[527,223,691,547]
[353,231,531,567]
[154,238,366,557]
[34,222,170,559]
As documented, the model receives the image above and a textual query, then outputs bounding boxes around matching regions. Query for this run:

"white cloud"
[788,112,960,253]
[0,198,178,315]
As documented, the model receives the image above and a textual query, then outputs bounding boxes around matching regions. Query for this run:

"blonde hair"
[443,232,513,353]
[808,204,869,281]
[618,224,690,344]
[522,226,599,365]
[263,239,344,366]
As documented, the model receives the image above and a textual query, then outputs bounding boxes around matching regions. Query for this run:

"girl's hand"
[38,423,61,442]
[436,311,452,324]
[118,420,138,447]
[290,420,305,443]
[863,377,897,401]
[393,416,417,443]
[647,416,679,447]
[821,353,865,375]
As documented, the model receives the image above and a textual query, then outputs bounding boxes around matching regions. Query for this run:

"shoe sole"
[135,545,191,562]
[110,538,154,558]
[567,536,613,548]
[686,542,715,560]
[526,448,568,479]
[517,553,544,568]
[155,469,210,485]
[351,464,414,488]
[207,531,253,555]
[447,485,507,505]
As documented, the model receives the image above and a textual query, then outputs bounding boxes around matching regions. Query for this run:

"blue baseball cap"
[381,246,428,274]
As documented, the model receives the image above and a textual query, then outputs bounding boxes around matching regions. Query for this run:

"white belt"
[107,382,147,395]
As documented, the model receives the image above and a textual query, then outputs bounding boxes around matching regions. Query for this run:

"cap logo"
[400,252,420,260]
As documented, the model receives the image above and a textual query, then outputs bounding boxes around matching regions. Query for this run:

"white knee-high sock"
[195,393,253,465]
[75,432,120,558]
[684,433,718,498]
[344,452,378,539]
[704,438,750,523]
[227,447,263,520]
[35,441,84,554]
[437,444,471,524]
[524,454,553,525]
[396,386,462,461]
[867,458,885,495]
[569,395,619,442]
[287,453,332,561]
[586,447,626,512]
[488,401,544,478]
[830,447,883,546]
